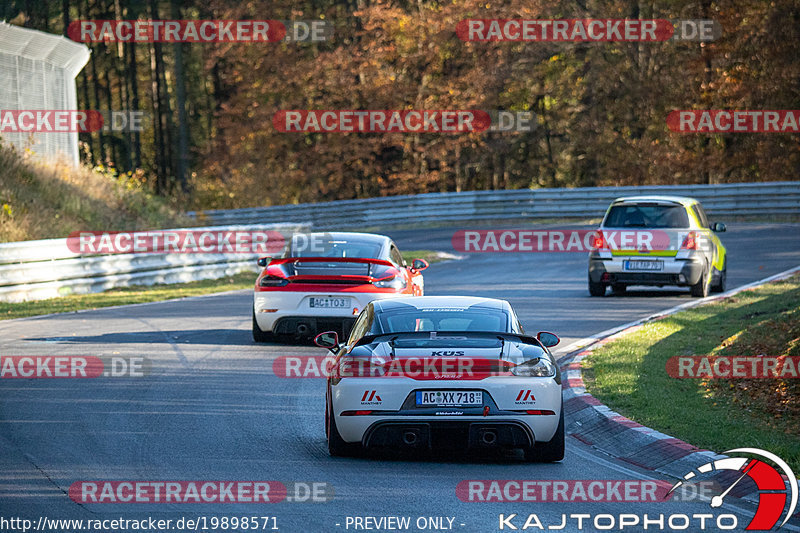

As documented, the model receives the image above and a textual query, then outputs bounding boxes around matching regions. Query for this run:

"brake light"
[592,231,608,250]
[341,410,373,416]
[680,231,697,250]
[525,409,556,415]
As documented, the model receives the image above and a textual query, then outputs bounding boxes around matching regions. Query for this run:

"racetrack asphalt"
[1,222,799,532]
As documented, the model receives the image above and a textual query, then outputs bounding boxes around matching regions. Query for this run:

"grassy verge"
[0,141,187,242]
[583,274,800,471]
[0,272,258,320]
[1,250,452,321]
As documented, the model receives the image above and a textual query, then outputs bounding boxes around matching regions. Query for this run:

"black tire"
[524,406,565,462]
[711,262,727,293]
[327,392,360,457]
[611,283,627,295]
[252,310,275,342]
[588,276,607,297]
[690,264,710,298]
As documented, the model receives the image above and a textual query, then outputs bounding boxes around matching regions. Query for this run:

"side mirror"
[711,222,726,233]
[537,331,560,347]
[314,331,339,351]
[257,257,270,267]
[411,259,429,271]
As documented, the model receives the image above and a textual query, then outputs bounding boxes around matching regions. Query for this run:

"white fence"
[0,22,90,165]
[0,223,308,303]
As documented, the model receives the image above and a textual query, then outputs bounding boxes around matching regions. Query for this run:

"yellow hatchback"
[588,196,728,297]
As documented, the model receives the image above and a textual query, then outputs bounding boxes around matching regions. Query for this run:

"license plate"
[309,297,349,308]
[415,391,483,406]
[624,260,663,271]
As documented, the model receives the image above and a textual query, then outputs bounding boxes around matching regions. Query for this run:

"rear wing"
[353,330,546,349]
[268,257,394,267]
[265,256,398,283]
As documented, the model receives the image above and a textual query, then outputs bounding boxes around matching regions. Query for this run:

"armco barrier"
[0,223,308,303]
[2,182,798,303]
[189,182,800,228]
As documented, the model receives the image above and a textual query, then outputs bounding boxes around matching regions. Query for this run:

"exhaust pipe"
[480,430,497,445]
[402,430,418,445]
[296,324,310,335]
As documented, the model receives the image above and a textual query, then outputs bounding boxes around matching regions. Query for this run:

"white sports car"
[315,296,565,461]
[253,232,427,341]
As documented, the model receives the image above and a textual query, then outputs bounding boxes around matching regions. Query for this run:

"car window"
[291,238,383,259]
[347,305,374,345]
[388,244,405,267]
[692,204,710,228]
[604,203,690,228]
[376,308,509,333]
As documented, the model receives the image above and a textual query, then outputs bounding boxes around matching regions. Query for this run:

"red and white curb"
[557,265,800,505]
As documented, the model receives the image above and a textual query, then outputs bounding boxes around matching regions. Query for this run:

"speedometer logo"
[668,448,798,530]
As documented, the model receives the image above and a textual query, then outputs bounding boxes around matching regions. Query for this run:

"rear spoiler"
[268,257,394,267]
[353,331,545,349]
[265,256,398,283]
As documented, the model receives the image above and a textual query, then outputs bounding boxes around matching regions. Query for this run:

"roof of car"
[373,296,509,312]
[295,232,392,245]
[611,195,698,206]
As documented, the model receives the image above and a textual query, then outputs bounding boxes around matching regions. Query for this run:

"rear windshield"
[290,239,383,259]
[373,308,509,334]
[604,203,690,228]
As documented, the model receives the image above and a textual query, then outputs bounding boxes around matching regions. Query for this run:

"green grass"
[0,141,186,242]
[583,275,800,471]
[0,272,258,320]
[1,250,451,321]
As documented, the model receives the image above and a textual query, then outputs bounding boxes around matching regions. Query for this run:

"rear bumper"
[254,290,404,333]
[332,377,562,446]
[589,255,704,286]
[363,420,533,450]
[273,316,356,337]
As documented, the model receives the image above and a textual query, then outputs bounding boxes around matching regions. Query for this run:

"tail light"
[373,275,407,289]
[592,231,608,250]
[510,357,556,377]
[680,231,697,250]
[260,275,289,287]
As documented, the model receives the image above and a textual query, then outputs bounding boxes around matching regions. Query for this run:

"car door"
[691,203,724,272]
